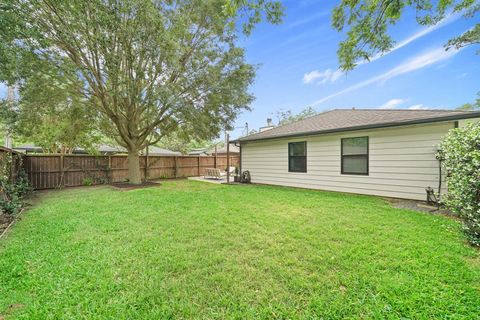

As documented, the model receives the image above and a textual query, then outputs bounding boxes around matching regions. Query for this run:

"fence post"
[145,146,149,181]
[214,145,217,169]
[197,156,200,176]
[60,154,64,187]
[9,150,14,182]
[226,134,230,183]
[108,155,112,182]
[174,156,178,178]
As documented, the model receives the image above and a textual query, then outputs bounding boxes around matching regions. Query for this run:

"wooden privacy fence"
[24,154,240,190]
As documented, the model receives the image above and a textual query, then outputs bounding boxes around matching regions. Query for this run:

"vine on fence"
[0,152,32,215]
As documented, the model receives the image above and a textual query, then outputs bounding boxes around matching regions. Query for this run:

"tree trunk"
[127,151,142,184]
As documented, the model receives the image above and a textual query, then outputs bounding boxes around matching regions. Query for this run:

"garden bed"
[0,213,14,236]
[109,181,161,190]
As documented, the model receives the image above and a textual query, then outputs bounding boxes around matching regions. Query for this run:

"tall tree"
[3,0,281,184]
[457,92,480,111]
[156,131,212,154]
[332,1,479,71]
[3,62,101,153]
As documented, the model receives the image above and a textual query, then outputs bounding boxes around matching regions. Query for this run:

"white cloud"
[311,47,460,106]
[303,15,458,87]
[381,47,458,82]
[285,11,330,30]
[359,14,459,66]
[408,104,429,110]
[303,69,343,85]
[379,98,406,109]
[303,70,322,84]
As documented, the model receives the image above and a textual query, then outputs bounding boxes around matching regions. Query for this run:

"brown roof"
[211,144,240,154]
[237,109,480,142]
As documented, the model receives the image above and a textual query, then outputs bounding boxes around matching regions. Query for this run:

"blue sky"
[230,0,479,138]
[1,1,478,142]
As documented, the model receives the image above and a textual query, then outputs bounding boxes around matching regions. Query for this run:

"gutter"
[232,112,480,144]
[233,141,242,175]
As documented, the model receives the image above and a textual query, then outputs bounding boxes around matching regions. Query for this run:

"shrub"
[0,155,32,215]
[438,121,480,246]
[82,177,93,186]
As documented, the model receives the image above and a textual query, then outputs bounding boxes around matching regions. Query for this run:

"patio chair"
[203,167,235,180]
[204,168,222,180]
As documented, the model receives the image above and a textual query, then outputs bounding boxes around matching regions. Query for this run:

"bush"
[438,121,480,246]
[0,155,32,215]
[82,177,93,186]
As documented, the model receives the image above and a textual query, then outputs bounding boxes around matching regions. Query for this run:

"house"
[13,144,44,154]
[13,144,180,156]
[187,144,240,156]
[188,148,210,156]
[143,146,181,156]
[13,144,126,155]
[97,145,181,156]
[96,144,125,155]
[259,118,275,132]
[235,109,480,201]
[209,144,240,156]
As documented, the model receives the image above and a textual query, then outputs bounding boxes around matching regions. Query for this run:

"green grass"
[0,180,479,319]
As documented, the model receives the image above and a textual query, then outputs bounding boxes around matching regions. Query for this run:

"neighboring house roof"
[146,146,181,156]
[13,144,124,154]
[236,109,480,142]
[98,145,181,156]
[13,144,43,153]
[188,148,210,156]
[12,144,180,156]
[97,144,126,154]
[188,144,240,155]
[209,144,240,154]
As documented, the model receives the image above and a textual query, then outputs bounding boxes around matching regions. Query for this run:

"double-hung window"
[341,137,369,175]
[288,142,307,173]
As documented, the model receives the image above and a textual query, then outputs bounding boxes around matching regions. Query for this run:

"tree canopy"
[4,62,101,153]
[276,107,318,126]
[457,92,480,111]
[1,0,281,183]
[156,132,214,155]
[332,0,479,71]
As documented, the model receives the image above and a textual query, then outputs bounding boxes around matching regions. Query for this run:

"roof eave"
[233,111,480,143]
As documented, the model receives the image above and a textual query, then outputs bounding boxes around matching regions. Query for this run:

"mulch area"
[387,198,452,215]
[0,213,15,238]
[110,181,161,191]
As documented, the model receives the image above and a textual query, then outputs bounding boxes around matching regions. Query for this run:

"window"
[341,137,369,175]
[288,142,307,173]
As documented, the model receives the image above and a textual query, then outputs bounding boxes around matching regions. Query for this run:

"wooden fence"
[24,154,240,189]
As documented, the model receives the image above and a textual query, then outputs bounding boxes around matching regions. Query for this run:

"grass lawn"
[0,180,479,319]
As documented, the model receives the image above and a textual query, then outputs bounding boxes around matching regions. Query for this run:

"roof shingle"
[238,109,480,142]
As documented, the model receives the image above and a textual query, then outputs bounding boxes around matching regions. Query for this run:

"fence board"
[23,154,240,189]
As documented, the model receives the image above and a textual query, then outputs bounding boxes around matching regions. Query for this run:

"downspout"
[234,141,241,177]
[434,121,458,209]
[437,157,442,209]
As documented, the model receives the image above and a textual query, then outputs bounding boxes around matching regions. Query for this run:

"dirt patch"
[0,213,15,236]
[387,198,452,215]
[0,303,25,318]
[110,181,161,190]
